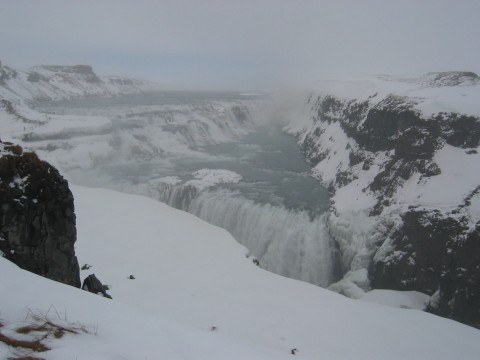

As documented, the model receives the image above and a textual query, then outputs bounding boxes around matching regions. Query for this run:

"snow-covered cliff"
[285,72,480,326]
[0,62,150,104]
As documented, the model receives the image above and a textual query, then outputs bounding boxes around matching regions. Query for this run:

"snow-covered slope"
[284,72,480,326]
[2,185,479,360]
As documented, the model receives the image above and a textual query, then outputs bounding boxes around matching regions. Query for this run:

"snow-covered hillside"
[0,63,150,104]
[283,72,480,326]
[1,185,479,360]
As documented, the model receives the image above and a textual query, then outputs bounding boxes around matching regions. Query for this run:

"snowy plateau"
[0,62,480,359]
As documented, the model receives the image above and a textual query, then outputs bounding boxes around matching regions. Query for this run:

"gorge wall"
[285,72,480,327]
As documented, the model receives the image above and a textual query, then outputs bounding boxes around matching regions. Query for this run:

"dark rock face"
[0,142,80,287]
[436,113,480,149]
[27,72,47,83]
[372,210,480,328]
[82,274,112,299]
[360,97,421,152]
[0,64,18,84]
[427,223,480,327]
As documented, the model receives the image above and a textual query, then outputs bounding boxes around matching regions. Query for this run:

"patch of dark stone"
[82,274,112,299]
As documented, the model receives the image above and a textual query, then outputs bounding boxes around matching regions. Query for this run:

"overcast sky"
[1,0,479,90]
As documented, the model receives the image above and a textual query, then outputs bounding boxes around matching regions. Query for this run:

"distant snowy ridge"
[0,62,153,105]
[284,72,480,327]
[378,71,480,88]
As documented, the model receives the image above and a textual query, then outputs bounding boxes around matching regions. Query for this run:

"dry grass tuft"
[0,309,89,359]
[16,320,80,339]
[0,332,50,352]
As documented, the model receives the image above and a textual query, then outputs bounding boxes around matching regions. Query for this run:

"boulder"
[82,274,112,299]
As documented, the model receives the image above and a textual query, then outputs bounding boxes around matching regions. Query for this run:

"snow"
[307,74,480,118]
[359,290,431,310]
[327,268,370,299]
[469,193,480,222]
[0,257,281,360]
[150,175,182,186]
[185,168,243,190]
[1,185,479,359]
[391,144,480,209]
[308,121,352,187]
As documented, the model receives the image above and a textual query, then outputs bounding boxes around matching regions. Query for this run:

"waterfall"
[143,182,341,287]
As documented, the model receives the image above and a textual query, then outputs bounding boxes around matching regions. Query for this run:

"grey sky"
[1,0,479,90]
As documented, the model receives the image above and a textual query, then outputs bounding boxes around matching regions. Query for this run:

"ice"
[328,268,370,299]
[151,176,182,186]
[360,289,431,310]
[186,168,243,190]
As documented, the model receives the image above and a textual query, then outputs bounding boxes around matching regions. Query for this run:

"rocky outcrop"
[287,72,480,327]
[0,141,80,287]
[82,274,112,299]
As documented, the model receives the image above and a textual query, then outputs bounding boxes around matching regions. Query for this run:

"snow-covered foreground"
[2,185,479,359]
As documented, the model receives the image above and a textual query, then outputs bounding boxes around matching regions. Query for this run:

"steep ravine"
[285,72,480,327]
[2,63,479,327]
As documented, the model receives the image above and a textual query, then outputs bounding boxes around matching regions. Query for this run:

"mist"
[1,0,479,90]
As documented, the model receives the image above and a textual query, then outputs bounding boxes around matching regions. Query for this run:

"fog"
[1,0,479,90]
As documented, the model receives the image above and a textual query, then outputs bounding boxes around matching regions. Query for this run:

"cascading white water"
[191,190,337,287]
[141,183,339,287]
